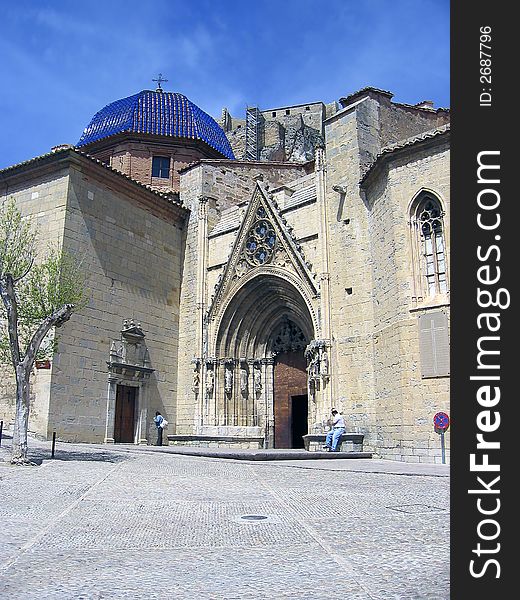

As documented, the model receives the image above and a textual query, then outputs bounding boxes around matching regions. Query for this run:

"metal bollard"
[51,431,56,458]
[0,420,3,447]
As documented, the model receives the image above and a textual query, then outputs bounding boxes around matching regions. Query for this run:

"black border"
[451,1,513,595]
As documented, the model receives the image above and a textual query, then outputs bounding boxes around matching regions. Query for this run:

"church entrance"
[114,385,136,443]
[291,394,308,448]
[211,273,318,449]
[273,351,308,448]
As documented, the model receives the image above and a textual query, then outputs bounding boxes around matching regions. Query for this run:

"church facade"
[0,86,450,463]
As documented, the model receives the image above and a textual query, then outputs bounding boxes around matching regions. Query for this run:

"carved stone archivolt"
[271,317,307,355]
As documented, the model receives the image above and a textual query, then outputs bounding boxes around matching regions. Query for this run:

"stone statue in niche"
[308,378,316,402]
[240,366,248,394]
[254,368,262,393]
[206,368,214,397]
[307,354,319,380]
[224,365,233,395]
[320,348,329,377]
[192,368,200,392]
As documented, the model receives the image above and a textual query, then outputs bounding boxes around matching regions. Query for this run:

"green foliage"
[0,197,36,281]
[18,246,88,322]
[1,198,88,362]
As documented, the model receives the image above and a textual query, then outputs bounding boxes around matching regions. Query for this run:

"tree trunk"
[8,303,75,465]
[11,364,31,464]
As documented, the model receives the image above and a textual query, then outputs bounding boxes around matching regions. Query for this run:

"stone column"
[263,357,275,448]
[204,359,215,426]
[315,145,333,410]
[224,359,235,426]
[195,196,209,427]
[239,358,249,426]
[104,375,118,443]
[247,359,261,427]
[136,381,149,445]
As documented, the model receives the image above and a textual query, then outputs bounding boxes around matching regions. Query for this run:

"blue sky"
[0,0,449,170]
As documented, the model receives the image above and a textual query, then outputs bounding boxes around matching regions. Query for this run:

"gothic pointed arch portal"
[207,273,317,448]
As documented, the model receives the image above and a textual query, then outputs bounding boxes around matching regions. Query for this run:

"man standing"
[154,411,165,446]
[323,408,346,452]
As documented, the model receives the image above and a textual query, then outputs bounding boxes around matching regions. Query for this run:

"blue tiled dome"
[77,90,235,159]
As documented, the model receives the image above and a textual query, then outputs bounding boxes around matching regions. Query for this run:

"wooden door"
[114,385,136,443]
[273,351,307,448]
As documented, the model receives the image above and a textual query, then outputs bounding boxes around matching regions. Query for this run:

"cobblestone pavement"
[0,433,449,599]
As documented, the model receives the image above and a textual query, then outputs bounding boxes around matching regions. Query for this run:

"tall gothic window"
[410,193,448,301]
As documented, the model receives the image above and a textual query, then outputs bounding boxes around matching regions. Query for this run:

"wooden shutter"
[418,311,450,377]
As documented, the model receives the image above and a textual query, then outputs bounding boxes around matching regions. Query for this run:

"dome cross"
[152,73,168,92]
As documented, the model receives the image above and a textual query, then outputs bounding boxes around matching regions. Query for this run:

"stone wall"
[378,101,450,149]
[320,96,450,463]
[44,164,185,442]
[323,104,378,451]
[365,140,450,463]
[0,170,70,434]
[1,156,186,443]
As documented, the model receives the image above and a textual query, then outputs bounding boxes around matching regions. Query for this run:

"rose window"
[244,210,276,266]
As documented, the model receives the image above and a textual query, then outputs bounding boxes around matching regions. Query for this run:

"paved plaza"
[0,433,449,599]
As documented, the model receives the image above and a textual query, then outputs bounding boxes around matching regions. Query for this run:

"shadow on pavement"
[29,450,125,464]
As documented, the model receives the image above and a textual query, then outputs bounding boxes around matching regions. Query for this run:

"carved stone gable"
[208,183,318,321]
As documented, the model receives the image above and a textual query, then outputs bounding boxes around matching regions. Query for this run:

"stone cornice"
[76,131,226,159]
[178,158,312,175]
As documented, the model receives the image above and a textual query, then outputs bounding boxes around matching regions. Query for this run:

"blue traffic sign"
[434,412,450,431]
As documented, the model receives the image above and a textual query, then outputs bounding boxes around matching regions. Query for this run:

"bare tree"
[0,199,87,464]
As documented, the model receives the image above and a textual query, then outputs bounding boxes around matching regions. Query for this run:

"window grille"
[410,193,448,301]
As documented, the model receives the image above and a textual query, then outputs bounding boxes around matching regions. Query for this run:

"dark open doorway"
[291,394,308,448]
[114,385,136,443]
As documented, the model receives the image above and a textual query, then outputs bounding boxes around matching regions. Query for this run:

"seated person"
[323,408,346,452]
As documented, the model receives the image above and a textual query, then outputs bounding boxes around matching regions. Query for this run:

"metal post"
[0,420,3,447]
[440,431,446,464]
[51,431,56,458]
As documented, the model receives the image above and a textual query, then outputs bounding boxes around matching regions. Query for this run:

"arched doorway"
[212,272,316,448]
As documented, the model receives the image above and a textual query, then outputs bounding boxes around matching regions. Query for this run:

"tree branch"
[21,303,75,371]
[13,255,35,283]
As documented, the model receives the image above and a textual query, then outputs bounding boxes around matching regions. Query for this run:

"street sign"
[434,411,450,431]
[433,412,449,464]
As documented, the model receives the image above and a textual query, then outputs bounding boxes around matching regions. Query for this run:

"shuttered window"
[418,311,450,377]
